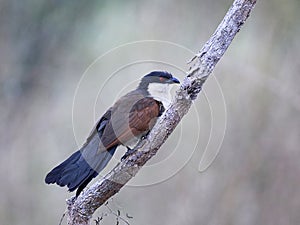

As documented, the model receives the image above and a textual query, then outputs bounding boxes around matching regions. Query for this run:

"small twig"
[58,211,66,225]
[105,203,131,225]
[94,216,101,225]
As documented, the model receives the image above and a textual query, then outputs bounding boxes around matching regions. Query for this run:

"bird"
[45,71,180,197]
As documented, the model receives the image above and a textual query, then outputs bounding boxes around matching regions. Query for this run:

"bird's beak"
[170,77,180,84]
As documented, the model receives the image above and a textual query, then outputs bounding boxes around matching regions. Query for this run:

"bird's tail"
[45,134,117,196]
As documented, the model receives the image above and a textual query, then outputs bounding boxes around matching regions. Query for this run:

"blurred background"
[1,0,300,224]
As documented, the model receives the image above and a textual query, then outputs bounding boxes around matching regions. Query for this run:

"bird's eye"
[159,77,166,82]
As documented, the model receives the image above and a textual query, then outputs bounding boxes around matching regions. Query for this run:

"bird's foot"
[121,147,136,161]
[141,131,150,140]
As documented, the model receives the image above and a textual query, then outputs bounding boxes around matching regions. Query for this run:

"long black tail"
[45,146,117,197]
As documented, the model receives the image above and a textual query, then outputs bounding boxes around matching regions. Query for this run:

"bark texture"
[67,0,257,224]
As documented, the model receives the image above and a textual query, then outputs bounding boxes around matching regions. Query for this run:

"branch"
[67,0,257,224]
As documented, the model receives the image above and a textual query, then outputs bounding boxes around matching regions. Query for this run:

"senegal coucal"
[45,71,180,196]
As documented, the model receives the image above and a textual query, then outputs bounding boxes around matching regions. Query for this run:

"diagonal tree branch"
[67,0,257,224]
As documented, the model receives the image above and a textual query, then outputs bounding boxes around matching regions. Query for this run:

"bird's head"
[138,71,180,90]
[141,71,180,86]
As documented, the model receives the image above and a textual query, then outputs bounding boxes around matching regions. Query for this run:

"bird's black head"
[138,71,180,89]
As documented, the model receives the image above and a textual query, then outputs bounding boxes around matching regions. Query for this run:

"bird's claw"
[121,147,136,161]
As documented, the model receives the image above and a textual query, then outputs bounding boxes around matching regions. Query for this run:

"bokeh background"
[1,0,300,224]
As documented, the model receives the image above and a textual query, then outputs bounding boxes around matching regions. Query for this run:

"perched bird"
[45,71,180,196]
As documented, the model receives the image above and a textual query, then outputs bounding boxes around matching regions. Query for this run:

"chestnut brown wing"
[128,97,161,135]
[100,95,162,149]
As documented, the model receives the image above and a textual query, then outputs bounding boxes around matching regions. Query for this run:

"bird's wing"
[80,108,112,153]
[100,93,162,149]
